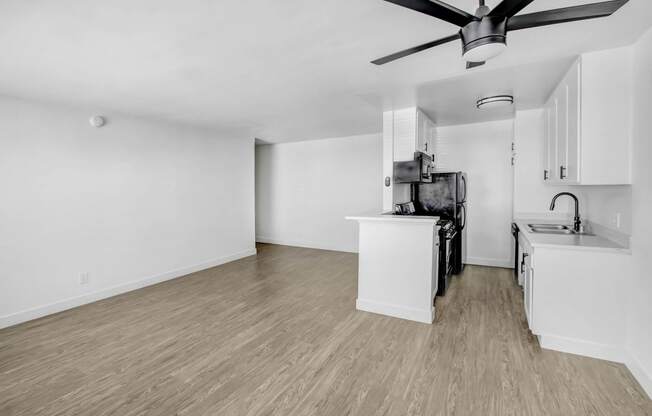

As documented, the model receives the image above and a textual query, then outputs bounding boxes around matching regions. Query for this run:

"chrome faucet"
[549,192,581,232]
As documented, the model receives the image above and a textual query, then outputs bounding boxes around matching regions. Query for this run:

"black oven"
[437,219,457,296]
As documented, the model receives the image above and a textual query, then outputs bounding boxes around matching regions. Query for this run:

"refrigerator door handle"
[459,204,466,230]
[460,174,467,203]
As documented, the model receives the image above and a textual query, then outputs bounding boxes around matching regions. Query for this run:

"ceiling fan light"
[476,95,514,109]
[462,40,506,62]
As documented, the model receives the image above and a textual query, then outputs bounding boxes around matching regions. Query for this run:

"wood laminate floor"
[1,243,650,416]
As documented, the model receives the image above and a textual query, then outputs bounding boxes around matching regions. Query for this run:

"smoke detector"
[89,115,106,128]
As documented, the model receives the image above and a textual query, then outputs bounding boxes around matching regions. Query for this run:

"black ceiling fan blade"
[466,61,485,69]
[507,0,629,31]
[489,0,535,18]
[371,34,459,65]
[383,0,478,27]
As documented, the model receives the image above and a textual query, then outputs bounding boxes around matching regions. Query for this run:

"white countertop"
[514,219,630,254]
[346,212,440,224]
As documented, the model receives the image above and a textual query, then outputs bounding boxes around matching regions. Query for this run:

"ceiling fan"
[371,0,629,69]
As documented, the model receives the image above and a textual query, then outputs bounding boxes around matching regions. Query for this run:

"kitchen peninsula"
[346,213,440,324]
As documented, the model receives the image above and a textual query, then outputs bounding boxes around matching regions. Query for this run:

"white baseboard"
[625,351,652,399]
[465,257,513,269]
[356,298,434,324]
[0,248,257,329]
[537,333,625,364]
[256,235,357,253]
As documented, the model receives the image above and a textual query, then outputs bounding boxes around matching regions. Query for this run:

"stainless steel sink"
[527,224,594,236]
[529,228,575,234]
[527,223,570,230]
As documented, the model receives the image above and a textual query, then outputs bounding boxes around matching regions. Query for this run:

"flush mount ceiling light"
[476,95,514,109]
[371,0,629,69]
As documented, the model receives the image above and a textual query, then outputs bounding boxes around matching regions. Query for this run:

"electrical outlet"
[79,272,90,285]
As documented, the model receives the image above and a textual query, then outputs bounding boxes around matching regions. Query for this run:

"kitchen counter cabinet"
[346,214,440,324]
[514,219,632,362]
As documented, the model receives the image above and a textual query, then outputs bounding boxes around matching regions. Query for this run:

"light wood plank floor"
[1,243,650,416]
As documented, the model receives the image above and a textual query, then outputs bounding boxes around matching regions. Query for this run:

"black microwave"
[394,152,434,183]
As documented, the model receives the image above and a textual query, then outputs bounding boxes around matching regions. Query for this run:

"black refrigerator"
[412,172,467,274]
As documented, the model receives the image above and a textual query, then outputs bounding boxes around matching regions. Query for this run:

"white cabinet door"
[523,254,533,328]
[416,110,428,153]
[556,83,569,183]
[425,119,437,156]
[546,96,560,182]
[543,100,553,182]
[393,108,417,161]
[517,244,525,287]
[565,62,581,183]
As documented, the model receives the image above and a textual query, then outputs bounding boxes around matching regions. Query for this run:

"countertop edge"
[346,214,440,224]
[514,219,631,254]
[527,241,632,254]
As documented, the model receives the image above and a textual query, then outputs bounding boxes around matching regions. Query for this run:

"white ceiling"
[416,56,575,126]
[1,0,651,142]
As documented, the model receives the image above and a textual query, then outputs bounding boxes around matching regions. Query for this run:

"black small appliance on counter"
[394,201,415,215]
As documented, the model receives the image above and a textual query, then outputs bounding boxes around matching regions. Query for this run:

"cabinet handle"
[560,165,567,180]
[544,170,549,180]
[425,142,428,152]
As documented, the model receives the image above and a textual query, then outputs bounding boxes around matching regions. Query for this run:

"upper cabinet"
[543,47,633,185]
[391,107,436,161]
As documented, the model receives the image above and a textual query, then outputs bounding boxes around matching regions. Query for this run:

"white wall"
[577,186,632,234]
[255,134,382,253]
[626,26,652,397]
[0,96,256,328]
[435,119,514,268]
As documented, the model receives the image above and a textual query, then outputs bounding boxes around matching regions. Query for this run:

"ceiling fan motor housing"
[459,15,507,58]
